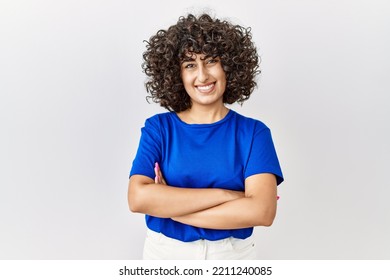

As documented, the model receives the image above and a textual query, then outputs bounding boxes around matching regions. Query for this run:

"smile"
[196,83,215,93]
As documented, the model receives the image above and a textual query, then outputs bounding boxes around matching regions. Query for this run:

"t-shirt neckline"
[173,109,234,128]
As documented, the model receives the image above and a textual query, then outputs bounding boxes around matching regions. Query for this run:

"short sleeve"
[244,124,284,185]
[129,117,162,179]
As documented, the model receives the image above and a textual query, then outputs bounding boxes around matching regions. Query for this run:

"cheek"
[219,72,227,88]
[181,78,191,90]
[215,67,227,85]
[180,72,191,87]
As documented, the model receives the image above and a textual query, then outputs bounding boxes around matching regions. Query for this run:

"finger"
[155,162,166,185]
[154,162,159,175]
[155,162,162,178]
[157,163,167,185]
[154,163,161,184]
[154,163,161,182]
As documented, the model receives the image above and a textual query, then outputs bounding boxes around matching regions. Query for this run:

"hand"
[154,162,167,185]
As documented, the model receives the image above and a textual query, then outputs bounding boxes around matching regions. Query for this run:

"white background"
[1,0,389,259]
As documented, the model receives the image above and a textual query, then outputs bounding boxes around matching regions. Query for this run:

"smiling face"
[180,53,227,109]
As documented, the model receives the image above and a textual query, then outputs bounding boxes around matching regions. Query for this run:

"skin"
[178,54,229,124]
[128,173,245,219]
[128,53,278,229]
[153,163,278,229]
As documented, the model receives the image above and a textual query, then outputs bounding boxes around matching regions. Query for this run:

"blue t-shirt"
[130,110,284,242]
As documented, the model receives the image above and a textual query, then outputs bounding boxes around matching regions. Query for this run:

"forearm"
[172,196,277,229]
[128,175,243,218]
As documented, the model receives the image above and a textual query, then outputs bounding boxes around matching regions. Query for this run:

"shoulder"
[142,112,179,138]
[230,110,269,133]
[145,112,176,126]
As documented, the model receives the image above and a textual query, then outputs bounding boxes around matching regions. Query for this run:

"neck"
[177,104,229,124]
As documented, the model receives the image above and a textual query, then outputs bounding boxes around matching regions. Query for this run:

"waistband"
[146,229,254,247]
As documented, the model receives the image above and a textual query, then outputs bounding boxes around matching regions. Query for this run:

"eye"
[206,58,219,64]
[184,63,196,69]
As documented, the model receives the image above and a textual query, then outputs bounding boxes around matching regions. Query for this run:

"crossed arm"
[128,163,278,230]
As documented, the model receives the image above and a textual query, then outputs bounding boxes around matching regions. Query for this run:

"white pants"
[143,229,257,260]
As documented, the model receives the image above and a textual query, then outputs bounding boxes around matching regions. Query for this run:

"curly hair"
[142,13,260,112]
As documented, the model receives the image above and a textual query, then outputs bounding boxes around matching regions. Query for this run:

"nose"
[197,64,209,83]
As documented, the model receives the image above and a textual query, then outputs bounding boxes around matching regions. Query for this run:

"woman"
[128,13,284,260]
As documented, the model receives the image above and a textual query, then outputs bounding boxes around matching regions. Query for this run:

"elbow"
[128,198,141,213]
[252,208,276,227]
[260,216,275,227]
[128,194,139,213]
[128,188,146,213]
[128,182,145,213]
[252,215,274,227]
[128,175,158,214]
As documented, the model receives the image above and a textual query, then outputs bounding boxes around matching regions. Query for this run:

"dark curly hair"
[142,13,260,112]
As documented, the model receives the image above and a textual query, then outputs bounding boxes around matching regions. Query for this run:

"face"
[180,53,226,109]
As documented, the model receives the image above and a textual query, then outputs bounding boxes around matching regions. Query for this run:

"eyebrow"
[180,54,217,63]
[181,56,195,63]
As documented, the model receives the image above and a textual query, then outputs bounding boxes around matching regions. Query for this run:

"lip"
[195,82,216,93]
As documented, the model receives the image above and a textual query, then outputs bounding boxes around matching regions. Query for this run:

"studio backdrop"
[1,0,389,259]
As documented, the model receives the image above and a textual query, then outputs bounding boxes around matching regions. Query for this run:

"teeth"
[197,84,214,91]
